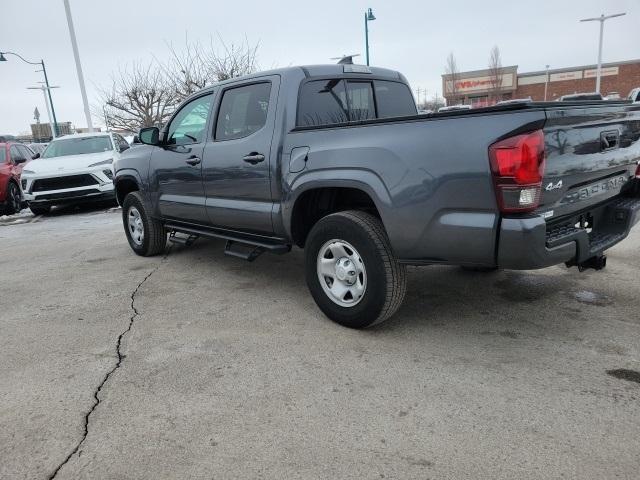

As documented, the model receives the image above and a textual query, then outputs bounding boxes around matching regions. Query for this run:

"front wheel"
[5,182,21,215]
[122,192,167,256]
[305,210,407,329]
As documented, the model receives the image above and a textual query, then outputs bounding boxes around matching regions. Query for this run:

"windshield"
[42,136,112,158]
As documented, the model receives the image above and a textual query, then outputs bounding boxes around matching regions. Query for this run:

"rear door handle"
[185,156,201,166]
[243,153,265,164]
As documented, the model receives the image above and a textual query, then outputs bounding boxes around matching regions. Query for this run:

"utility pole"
[580,12,626,93]
[63,0,93,131]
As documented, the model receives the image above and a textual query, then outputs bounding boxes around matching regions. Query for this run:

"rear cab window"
[297,78,417,127]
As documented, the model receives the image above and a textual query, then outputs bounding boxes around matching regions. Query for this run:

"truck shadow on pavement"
[163,236,604,340]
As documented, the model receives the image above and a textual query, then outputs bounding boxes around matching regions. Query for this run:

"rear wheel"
[5,182,21,215]
[305,210,406,328]
[122,192,166,256]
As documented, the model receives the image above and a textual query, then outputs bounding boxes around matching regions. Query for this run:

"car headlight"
[88,158,113,167]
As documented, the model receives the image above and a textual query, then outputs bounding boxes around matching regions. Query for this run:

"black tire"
[305,210,407,328]
[29,204,51,215]
[5,182,21,215]
[122,192,166,256]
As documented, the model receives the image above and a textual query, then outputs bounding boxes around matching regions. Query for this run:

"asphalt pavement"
[1,206,639,479]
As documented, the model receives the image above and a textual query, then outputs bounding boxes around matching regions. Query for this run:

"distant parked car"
[1,142,35,214]
[558,92,603,101]
[28,143,48,155]
[628,88,640,103]
[605,92,621,100]
[21,132,129,215]
[417,109,433,115]
[437,105,472,113]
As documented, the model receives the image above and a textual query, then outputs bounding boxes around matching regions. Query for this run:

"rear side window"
[374,81,417,118]
[297,80,349,127]
[346,81,375,121]
[297,78,417,126]
[215,82,271,141]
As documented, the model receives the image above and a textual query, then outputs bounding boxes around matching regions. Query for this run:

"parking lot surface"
[1,206,640,479]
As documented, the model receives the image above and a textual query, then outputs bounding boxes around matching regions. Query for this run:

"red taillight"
[635,163,640,179]
[489,129,546,213]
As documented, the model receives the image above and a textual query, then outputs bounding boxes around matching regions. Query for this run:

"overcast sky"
[1,0,638,134]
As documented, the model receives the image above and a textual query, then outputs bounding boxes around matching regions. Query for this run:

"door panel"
[151,93,213,224]
[202,77,279,234]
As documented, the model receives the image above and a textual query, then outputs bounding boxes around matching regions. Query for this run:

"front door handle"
[243,153,265,165]
[185,156,201,166]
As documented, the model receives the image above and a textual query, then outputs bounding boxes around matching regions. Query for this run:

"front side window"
[215,83,271,141]
[42,136,113,158]
[10,145,26,163]
[297,79,349,127]
[167,94,213,146]
[374,80,417,118]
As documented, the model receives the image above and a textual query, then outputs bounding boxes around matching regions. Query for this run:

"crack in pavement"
[48,248,171,479]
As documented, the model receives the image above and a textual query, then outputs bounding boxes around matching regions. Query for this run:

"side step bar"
[164,222,291,261]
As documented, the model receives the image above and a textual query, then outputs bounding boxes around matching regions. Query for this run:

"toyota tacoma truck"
[114,64,640,328]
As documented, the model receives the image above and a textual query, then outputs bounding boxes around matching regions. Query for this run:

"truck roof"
[198,64,405,93]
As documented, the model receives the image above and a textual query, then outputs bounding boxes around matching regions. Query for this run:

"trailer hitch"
[575,254,607,272]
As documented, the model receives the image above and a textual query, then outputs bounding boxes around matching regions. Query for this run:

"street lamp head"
[366,8,376,21]
[0,52,7,62]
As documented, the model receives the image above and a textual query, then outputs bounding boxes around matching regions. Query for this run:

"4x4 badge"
[545,180,563,191]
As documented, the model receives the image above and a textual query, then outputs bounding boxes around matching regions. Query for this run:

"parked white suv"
[21,132,129,214]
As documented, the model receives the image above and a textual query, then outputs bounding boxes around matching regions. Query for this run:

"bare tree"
[444,52,461,105]
[163,35,260,102]
[97,35,261,132]
[99,62,178,132]
[488,45,504,105]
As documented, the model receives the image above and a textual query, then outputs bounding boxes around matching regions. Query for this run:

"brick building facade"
[442,59,640,106]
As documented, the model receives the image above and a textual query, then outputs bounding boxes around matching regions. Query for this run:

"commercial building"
[442,58,640,106]
[30,122,73,142]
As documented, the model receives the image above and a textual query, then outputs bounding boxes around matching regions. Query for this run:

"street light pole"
[0,51,60,136]
[580,12,626,94]
[364,8,376,66]
[63,0,94,132]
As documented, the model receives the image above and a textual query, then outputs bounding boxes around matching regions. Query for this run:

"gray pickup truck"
[114,64,640,328]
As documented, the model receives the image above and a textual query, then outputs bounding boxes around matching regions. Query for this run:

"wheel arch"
[285,174,393,248]
[114,172,141,206]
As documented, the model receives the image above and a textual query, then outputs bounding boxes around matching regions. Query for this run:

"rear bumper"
[497,194,640,270]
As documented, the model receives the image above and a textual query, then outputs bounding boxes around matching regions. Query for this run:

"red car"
[0,141,35,214]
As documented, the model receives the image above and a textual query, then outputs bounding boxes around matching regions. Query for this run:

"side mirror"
[132,135,140,144]
[32,153,41,160]
[138,127,160,146]
[16,157,27,164]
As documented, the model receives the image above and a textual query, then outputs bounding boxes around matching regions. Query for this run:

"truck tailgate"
[539,103,640,265]
[539,103,640,218]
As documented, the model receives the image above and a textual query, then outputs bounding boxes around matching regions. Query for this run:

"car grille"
[32,174,98,192]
